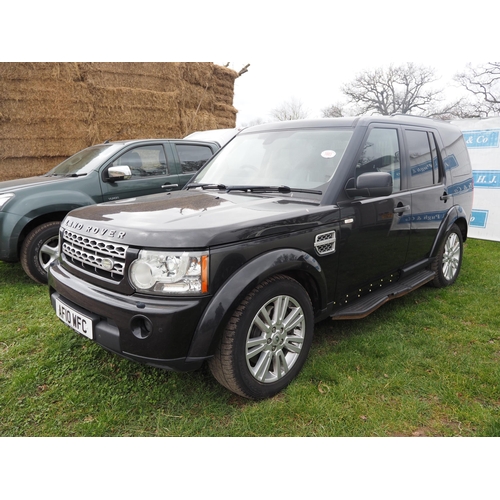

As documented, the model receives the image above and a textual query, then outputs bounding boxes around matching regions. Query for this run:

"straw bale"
[0,157,67,182]
[1,137,89,158]
[0,79,93,124]
[1,99,91,123]
[0,120,89,139]
[79,62,187,92]
[90,85,179,111]
[177,62,215,86]
[0,62,82,82]
[0,62,238,181]
[94,121,183,141]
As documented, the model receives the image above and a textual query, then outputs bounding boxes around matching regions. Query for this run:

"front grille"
[62,229,128,280]
[314,231,336,255]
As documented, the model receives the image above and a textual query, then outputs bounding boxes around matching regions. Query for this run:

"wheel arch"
[429,205,469,259]
[12,188,98,258]
[187,248,327,360]
[17,211,69,256]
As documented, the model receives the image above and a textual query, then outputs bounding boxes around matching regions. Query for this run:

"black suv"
[48,116,474,399]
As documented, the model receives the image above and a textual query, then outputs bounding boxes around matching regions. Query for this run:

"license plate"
[55,297,94,340]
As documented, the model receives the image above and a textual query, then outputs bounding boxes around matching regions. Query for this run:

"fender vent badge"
[314,231,336,255]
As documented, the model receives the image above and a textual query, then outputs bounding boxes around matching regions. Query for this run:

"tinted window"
[176,145,214,173]
[356,128,401,192]
[407,130,442,189]
[112,145,168,179]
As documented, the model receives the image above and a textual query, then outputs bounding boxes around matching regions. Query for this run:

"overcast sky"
[226,60,470,127]
[6,1,497,132]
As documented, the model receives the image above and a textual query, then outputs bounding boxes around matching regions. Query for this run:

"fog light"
[130,315,153,339]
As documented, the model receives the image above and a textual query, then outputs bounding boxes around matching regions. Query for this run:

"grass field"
[1,238,499,437]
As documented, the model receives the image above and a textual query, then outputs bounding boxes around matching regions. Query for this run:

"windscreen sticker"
[321,150,336,159]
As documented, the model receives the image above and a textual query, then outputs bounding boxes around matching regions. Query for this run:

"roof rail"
[389,113,434,120]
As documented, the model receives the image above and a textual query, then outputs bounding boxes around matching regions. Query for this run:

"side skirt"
[330,269,435,320]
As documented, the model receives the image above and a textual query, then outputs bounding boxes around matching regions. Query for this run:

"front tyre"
[431,223,463,288]
[20,221,61,284]
[209,275,314,399]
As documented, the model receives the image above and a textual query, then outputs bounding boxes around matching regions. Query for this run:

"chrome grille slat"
[62,229,128,277]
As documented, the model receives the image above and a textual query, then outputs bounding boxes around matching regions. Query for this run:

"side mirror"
[105,165,132,182]
[346,172,393,198]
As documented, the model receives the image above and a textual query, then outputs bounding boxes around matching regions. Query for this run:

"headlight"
[0,193,14,210]
[129,250,209,295]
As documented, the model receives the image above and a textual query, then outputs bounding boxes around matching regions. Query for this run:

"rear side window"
[176,144,214,174]
[406,130,443,189]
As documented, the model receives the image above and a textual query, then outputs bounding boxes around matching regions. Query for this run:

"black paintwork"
[48,116,474,372]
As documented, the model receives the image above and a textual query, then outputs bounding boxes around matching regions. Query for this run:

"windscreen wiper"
[185,183,322,195]
[226,185,323,195]
[186,183,227,190]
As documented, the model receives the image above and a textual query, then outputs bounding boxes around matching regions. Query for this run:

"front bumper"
[48,261,212,372]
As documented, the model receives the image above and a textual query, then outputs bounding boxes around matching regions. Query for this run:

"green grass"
[1,239,499,437]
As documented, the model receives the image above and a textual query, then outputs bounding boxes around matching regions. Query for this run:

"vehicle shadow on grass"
[0,262,38,287]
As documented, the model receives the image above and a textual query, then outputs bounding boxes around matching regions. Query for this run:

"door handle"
[161,183,179,190]
[440,191,450,202]
[394,204,410,214]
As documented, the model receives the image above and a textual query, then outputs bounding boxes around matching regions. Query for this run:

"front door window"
[112,145,168,178]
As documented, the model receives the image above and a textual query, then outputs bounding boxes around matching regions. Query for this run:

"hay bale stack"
[0,62,238,181]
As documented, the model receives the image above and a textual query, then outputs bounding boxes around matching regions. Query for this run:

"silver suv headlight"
[129,250,209,295]
[0,193,14,210]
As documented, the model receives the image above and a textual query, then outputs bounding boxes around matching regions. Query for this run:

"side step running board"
[330,270,436,320]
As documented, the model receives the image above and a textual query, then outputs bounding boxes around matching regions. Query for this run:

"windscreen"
[46,144,121,176]
[192,128,353,191]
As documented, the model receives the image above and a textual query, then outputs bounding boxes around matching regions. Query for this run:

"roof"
[184,128,242,147]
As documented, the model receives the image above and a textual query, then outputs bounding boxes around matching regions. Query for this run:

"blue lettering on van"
[410,155,459,178]
[463,130,499,148]
[443,154,458,171]
[398,210,446,225]
[449,178,474,195]
[470,210,488,228]
[473,171,500,188]
[411,159,433,177]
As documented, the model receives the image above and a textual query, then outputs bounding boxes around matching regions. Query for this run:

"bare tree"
[270,97,308,121]
[426,98,491,120]
[341,63,442,116]
[241,117,267,127]
[455,62,500,117]
[321,102,346,118]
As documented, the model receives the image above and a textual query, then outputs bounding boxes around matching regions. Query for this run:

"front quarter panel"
[0,177,101,261]
[186,248,327,359]
[4,175,101,219]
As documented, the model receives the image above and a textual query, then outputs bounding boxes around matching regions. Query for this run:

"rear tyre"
[20,221,61,284]
[208,275,314,399]
[431,223,463,288]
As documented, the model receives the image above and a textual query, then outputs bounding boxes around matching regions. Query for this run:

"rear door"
[402,128,448,263]
[99,143,179,201]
